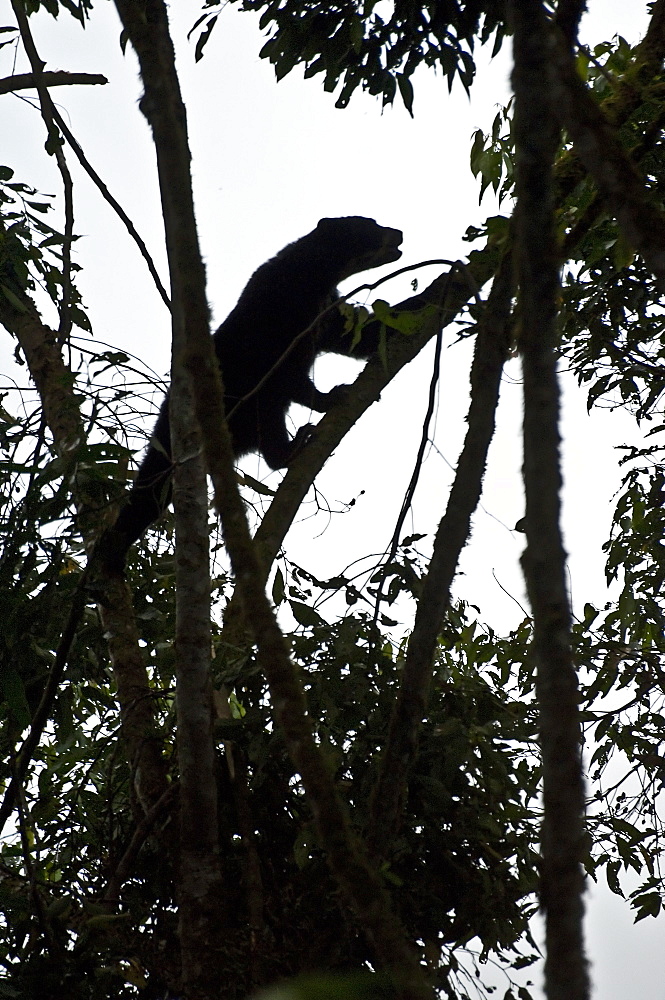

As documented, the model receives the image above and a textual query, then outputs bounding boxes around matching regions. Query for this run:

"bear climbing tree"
[98,216,403,572]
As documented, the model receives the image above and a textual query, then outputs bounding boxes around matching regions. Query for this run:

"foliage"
[191,1,507,111]
[0,165,90,331]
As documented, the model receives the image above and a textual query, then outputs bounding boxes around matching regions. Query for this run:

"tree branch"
[366,248,514,858]
[0,70,107,95]
[512,4,589,999]
[111,3,224,993]
[47,103,171,311]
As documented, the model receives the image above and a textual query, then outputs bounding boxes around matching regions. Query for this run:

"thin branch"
[233,749,266,988]
[1,52,168,310]
[370,269,457,629]
[0,563,91,836]
[0,70,107,95]
[47,107,171,311]
[104,784,178,905]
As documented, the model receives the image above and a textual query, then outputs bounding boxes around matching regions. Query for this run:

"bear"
[98,216,403,573]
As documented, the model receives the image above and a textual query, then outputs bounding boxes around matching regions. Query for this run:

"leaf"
[272,567,285,606]
[237,471,276,497]
[26,199,53,214]
[633,891,661,921]
[349,14,363,53]
[0,668,31,729]
[289,600,327,627]
[0,284,28,313]
[194,13,218,62]
[397,73,414,116]
[371,298,430,335]
[605,860,622,895]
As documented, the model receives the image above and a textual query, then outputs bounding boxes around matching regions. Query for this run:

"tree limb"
[110,3,224,993]
[512,4,589,998]
[366,248,514,858]
[0,70,107,95]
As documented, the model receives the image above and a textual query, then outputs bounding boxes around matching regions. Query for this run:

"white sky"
[0,1,663,997]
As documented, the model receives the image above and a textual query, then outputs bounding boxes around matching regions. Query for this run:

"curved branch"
[48,107,171,311]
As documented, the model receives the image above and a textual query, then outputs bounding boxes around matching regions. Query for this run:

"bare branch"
[0,70,107,95]
[48,106,171,311]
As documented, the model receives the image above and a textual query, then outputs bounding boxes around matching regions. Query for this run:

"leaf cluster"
[192,1,506,112]
[0,167,89,332]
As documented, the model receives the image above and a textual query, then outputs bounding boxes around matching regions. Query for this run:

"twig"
[48,107,171,311]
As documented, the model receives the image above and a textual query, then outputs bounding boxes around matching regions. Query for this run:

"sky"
[0,1,663,997]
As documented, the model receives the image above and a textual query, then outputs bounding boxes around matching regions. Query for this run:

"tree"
[0,2,664,999]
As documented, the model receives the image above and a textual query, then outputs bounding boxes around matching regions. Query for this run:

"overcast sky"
[0,1,663,997]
